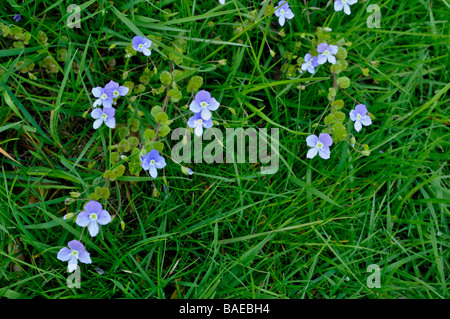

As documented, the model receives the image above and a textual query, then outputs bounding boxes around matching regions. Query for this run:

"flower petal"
[88,221,99,237]
[355,104,368,115]
[327,55,336,64]
[93,118,103,130]
[319,146,331,159]
[354,120,362,132]
[284,10,295,19]
[189,100,202,113]
[278,15,286,26]
[328,45,339,55]
[93,98,102,107]
[78,250,92,264]
[350,110,357,121]
[306,135,318,147]
[68,256,78,273]
[142,48,151,56]
[84,200,102,214]
[317,43,328,53]
[195,90,211,104]
[306,147,318,159]
[57,247,72,261]
[344,4,351,15]
[68,240,85,252]
[360,116,372,126]
[155,156,167,169]
[319,133,333,147]
[105,117,116,129]
[334,0,344,11]
[118,86,129,96]
[149,165,158,178]
[76,211,91,227]
[317,54,327,65]
[103,98,113,108]
[201,108,212,121]
[91,108,103,119]
[194,124,203,137]
[97,210,111,225]
[92,87,103,98]
[187,115,196,128]
[207,98,220,111]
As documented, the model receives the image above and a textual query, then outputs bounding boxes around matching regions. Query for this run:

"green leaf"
[143,128,156,141]
[160,71,172,85]
[158,125,171,137]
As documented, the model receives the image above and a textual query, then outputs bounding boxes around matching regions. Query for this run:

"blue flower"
[140,149,167,178]
[76,200,112,237]
[350,104,372,132]
[57,240,92,273]
[317,42,339,65]
[219,0,225,4]
[334,0,358,15]
[301,54,319,74]
[274,1,295,26]
[189,90,220,121]
[306,133,333,159]
[187,112,213,137]
[13,14,21,22]
[104,80,129,99]
[132,36,152,56]
[92,86,114,108]
[91,107,116,129]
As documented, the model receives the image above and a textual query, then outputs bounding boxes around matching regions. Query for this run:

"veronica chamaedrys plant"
[92,86,113,108]
[274,1,295,26]
[91,107,116,129]
[140,149,167,178]
[306,133,333,159]
[334,0,358,15]
[317,43,339,65]
[104,80,129,100]
[350,104,372,132]
[57,240,91,273]
[76,201,112,237]
[189,90,220,120]
[301,54,319,74]
[132,36,152,56]
[187,112,213,137]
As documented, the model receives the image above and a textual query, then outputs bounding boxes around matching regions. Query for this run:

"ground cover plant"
[0,0,449,299]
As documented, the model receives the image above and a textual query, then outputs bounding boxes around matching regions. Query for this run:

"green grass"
[0,0,449,299]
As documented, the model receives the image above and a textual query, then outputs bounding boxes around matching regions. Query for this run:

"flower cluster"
[302,42,338,74]
[57,201,111,272]
[90,80,129,129]
[187,90,220,137]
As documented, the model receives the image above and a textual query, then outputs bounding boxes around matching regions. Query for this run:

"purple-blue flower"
[91,107,116,129]
[140,149,167,178]
[317,43,339,65]
[301,54,319,74]
[350,104,372,132]
[187,112,213,137]
[92,86,114,108]
[76,201,112,237]
[57,240,92,273]
[334,0,358,15]
[132,36,152,56]
[306,133,333,159]
[104,80,129,99]
[189,90,220,121]
[13,14,21,22]
[274,1,295,26]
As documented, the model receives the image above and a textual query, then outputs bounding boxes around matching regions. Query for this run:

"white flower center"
[342,0,347,3]
[197,119,203,125]
[90,213,98,221]
[71,250,79,257]
[357,114,361,120]
[139,44,143,48]
[101,93,107,99]
[317,142,324,149]
[324,50,329,55]
[101,113,108,120]
[200,102,208,108]
[150,159,155,165]
[113,90,119,97]
[307,61,312,66]
[280,9,285,14]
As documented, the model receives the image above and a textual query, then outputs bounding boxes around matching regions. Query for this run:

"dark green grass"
[0,0,449,299]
